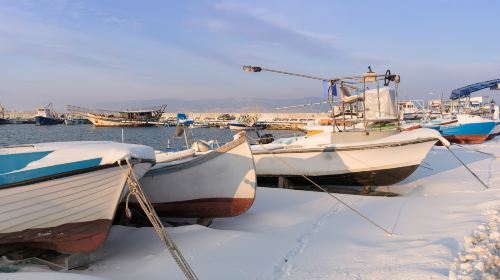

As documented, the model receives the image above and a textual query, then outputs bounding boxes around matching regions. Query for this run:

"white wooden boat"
[133,132,256,218]
[68,105,166,127]
[242,66,449,187]
[252,127,447,186]
[0,142,154,253]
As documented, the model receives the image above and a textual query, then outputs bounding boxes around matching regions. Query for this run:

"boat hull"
[258,164,420,187]
[86,115,158,127]
[133,135,256,218]
[34,116,62,125]
[438,122,495,144]
[253,138,437,186]
[0,163,150,253]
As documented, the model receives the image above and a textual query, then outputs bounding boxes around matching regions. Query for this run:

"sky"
[0,0,499,110]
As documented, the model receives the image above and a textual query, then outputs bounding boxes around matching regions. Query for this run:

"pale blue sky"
[0,0,499,110]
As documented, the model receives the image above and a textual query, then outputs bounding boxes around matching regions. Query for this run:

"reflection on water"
[0,124,303,151]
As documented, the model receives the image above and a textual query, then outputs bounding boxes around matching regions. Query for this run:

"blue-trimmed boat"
[0,141,154,253]
[433,115,496,144]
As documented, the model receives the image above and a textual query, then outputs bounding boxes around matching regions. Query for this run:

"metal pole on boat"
[121,128,124,143]
[446,146,489,189]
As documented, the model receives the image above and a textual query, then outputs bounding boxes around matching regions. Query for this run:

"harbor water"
[0,124,302,150]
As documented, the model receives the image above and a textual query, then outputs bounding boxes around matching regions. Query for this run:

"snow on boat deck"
[7,138,500,279]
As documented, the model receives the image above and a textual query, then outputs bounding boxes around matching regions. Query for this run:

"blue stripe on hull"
[438,122,495,137]
[0,151,52,174]
[0,158,102,187]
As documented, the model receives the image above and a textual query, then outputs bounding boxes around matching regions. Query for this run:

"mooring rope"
[246,135,393,235]
[453,143,499,158]
[445,146,489,189]
[125,160,198,280]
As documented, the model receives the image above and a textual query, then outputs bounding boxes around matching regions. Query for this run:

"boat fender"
[191,140,211,152]
[175,125,184,137]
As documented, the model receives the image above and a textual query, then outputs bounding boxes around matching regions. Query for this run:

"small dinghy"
[133,132,256,218]
[0,141,155,253]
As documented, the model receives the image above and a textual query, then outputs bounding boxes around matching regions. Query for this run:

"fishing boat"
[0,141,155,253]
[68,105,166,127]
[34,103,63,125]
[130,132,256,218]
[435,114,496,144]
[243,66,449,187]
[189,122,210,128]
[64,116,89,125]
[229,114,264,130]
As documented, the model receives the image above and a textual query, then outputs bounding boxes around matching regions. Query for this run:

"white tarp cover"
[363,87,397,120]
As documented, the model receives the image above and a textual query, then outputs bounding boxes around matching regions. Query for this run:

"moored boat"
[243,66,449,187]
[68,105,166,127]
[436,114,496,144]
[252,127,446,186]
[229,114,264,130]
[131,132,256,218]
[34,103,63,125]
[0,141,154,253]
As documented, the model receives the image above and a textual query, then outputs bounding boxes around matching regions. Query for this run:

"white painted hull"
[86,115,157,127]
[0,162,151,253]
[253,140,435,176]
[137,136,256,218]
[252,129,441,186]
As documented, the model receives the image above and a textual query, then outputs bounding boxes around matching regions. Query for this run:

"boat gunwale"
[251,137,439,155]
[145,134,249,176]
[0,158,155,190]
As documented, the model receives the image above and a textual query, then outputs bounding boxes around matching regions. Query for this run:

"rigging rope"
[246,135,393,236]
[125,160,198,280]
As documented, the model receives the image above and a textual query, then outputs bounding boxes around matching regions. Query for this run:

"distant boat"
[0,141,154,253]
[0,103,7,124]
[176,112,194,125]
[132,132,256,218]
[34,103,63,125]
[190,122,210,128]
[229,114,264,130]
[64,116,89,125]
[68,105,166,127]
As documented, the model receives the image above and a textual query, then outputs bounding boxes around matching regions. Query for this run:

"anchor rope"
[445,146,489,189]
[453,143,499,158]
[125,160,198,280]
[246,135,393,235]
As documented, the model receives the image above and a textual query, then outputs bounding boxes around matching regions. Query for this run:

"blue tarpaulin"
[450,79,500,100]
[323,81,337,97]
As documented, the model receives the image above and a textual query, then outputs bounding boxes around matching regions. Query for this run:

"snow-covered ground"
[3,138,500,280]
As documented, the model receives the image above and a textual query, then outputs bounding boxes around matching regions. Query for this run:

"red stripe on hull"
[0,219,112,253]
[124,197,255,218]
[444,134,490,144]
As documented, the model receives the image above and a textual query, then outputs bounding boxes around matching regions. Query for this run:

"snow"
[3,138,500,279]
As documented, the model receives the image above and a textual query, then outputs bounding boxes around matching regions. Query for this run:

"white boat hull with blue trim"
[0,142,154,253]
